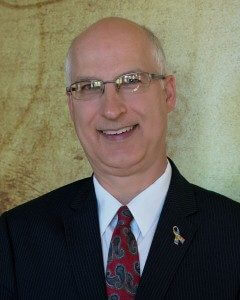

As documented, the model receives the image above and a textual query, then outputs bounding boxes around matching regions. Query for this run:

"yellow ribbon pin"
[173,226,185,245]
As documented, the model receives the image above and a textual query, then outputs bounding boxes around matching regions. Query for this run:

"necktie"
[106,206,140,300]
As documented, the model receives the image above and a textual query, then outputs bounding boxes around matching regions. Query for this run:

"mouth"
[98,124,138,138]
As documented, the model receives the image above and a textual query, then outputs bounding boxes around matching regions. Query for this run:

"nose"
[100,83,127,120]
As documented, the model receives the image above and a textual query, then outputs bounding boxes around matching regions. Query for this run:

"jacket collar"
[136,159,199,299]
[62,176,107,298]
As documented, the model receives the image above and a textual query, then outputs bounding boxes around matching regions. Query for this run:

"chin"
[98,153,145,174]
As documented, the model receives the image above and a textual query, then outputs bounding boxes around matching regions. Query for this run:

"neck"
[94,157,168,205]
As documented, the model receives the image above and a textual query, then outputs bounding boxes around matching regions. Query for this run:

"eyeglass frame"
[66,71,166,100]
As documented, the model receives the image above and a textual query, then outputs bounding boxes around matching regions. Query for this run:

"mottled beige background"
[0,0,239,213]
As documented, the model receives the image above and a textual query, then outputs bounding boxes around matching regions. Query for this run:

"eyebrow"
[73,69,145,83]
[119,69,144,75]
[73,75,99,82]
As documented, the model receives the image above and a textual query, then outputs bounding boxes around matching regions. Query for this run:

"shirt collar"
[93,178,121,237]
[94,160,172,238]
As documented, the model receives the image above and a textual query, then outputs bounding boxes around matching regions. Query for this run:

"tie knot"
[117,206,133,227]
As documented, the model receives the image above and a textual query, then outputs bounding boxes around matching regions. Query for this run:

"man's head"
[66,17,176,180]
[65,19,168,86]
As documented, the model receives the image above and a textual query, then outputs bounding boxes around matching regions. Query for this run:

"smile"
[99,124,138,137]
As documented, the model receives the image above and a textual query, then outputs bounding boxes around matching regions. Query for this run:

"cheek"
[138,97,166,123]
[72,103,97,129]
[138,99,168,139]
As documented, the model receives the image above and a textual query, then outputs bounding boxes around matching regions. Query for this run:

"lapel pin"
[173,226,185,245]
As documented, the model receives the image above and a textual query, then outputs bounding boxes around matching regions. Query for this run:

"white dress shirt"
[93,161,172,275]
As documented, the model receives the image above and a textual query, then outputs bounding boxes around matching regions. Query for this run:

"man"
[0,17,240,300]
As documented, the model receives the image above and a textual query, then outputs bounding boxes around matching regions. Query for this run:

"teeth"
[102,125,134,135]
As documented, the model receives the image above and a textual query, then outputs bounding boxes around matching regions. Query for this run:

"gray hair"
[65,49,72,87]
[65,25,167,87]
[141,25,167,75]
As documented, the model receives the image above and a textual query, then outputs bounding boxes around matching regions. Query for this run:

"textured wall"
[0,0,239,213]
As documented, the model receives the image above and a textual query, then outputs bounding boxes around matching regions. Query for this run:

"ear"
[67,93,74,121]
[165,75,176,113]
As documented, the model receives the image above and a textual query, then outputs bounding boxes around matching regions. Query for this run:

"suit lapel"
[60,161,198,299]
[136,161,199,299]
[62,178,107,299]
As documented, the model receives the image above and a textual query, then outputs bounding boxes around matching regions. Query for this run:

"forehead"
[69,21,157,80]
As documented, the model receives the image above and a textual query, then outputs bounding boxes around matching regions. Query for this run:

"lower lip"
[100,125,138,141]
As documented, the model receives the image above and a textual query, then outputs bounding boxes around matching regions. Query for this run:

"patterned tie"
[106,206,140,300]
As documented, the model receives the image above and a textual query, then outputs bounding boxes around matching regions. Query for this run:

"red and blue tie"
[106,206,140,300]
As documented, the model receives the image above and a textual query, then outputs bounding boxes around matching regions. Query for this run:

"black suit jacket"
[1,161,240,299]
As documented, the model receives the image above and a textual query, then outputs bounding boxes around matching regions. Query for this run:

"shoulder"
[190,184,240,235]
[192,183,240,215]
[170,159,240,217]
[169,159,240,229]
[1,176,93,220]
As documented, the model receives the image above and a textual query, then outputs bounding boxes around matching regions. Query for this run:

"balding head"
[65,17,167,86]
[66,17,176,187]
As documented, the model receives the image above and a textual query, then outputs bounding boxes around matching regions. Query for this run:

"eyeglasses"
[66,72,166,101]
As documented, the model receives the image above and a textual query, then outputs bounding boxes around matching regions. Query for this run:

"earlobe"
[165,75,176,112]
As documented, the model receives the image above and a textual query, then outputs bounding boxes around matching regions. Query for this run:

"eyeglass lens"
[70,72,152,100]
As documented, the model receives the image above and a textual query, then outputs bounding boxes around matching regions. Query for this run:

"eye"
[116,73,149,93]
[76,80,102,93]
[123,74,142,85]
[80,82,94,91]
